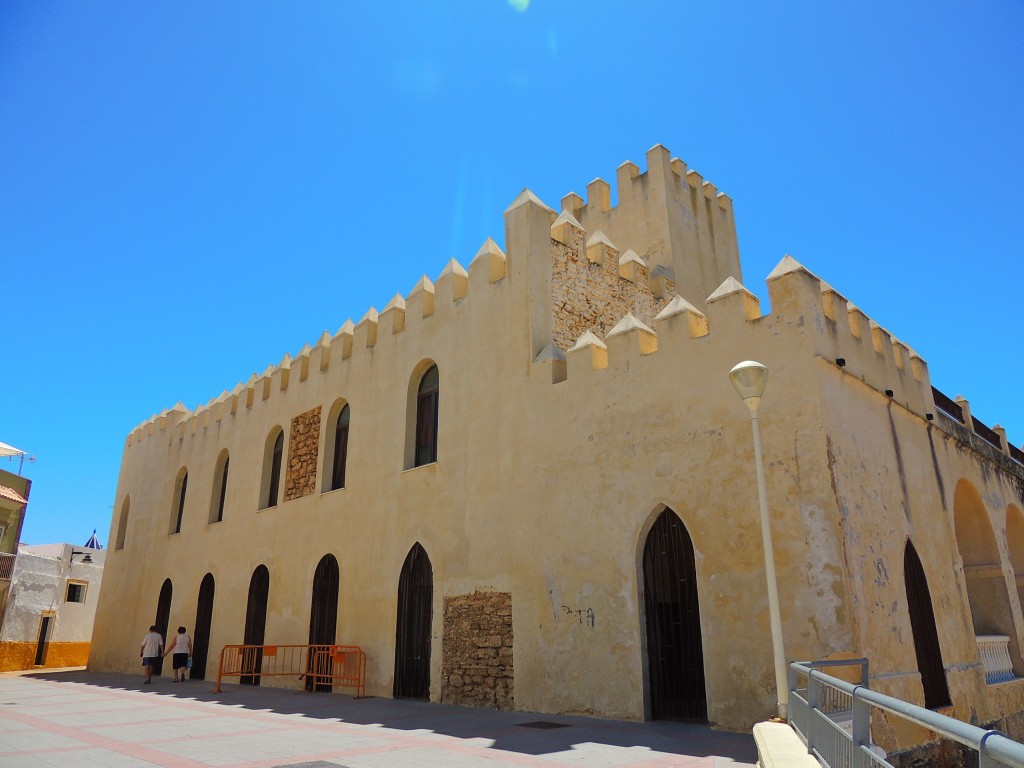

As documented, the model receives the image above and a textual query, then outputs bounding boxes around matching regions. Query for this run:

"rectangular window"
[65,580,88,603]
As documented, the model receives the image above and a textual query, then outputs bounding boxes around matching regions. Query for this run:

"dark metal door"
[643,509,707,722]
[905,541,951,708]
[191,573,215,681]
[307,554,339,692]
[34,616,52,666]
[242,565,269,685]
[394,543,432,699]
[154,579,172,677]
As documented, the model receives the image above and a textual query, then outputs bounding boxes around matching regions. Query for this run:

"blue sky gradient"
[2,1,1022,544]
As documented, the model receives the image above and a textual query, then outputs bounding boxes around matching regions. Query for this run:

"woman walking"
[163,626,193,682]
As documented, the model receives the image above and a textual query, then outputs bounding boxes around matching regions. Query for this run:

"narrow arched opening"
[191,573,215,681]
[307,554,340,692]
[241,565,270,685]
[154,578,173,677]
[641,508,706,722]
[394,543,433,700]
[904,541,951,708]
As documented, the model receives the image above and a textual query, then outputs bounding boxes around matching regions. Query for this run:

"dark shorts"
[172,653,189,670]
[142,656,159,667]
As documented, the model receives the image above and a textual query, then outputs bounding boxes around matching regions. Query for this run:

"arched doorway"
[242,565,269,685]
[394,543,432,700]
[904,541,951,708]
[191,573,215,681]
[642,508,706,722]
[307,554,340,692]
[154,579,173,677]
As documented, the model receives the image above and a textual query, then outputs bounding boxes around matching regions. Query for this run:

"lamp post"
[729,360,788,721]
[69,550,93,565]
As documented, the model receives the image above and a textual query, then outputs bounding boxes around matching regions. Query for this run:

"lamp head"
[729,360,769,416]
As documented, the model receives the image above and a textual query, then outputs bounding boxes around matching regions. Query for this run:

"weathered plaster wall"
[0,545,104,671]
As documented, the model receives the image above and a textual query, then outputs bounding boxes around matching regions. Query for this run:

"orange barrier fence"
[310,646,366,698]
[213,644,366,697]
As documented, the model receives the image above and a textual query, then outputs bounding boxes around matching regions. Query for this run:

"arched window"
[209,450,230,524]
[1006,506,1024,612]
[115,496,130,550]
[415,365,439,467]
[170,468,188,535]
[260,428,284,510]
[953,480,1022,679]
[323,403,350,492]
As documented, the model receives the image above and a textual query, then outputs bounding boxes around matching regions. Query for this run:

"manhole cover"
[517,721,571,729]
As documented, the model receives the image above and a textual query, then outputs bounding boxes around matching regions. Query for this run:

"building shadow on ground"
[26,669,758,763]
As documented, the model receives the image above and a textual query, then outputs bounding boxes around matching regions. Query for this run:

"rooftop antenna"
[0,443,34,475]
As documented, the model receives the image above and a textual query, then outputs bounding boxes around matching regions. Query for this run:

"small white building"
[0,539,105,671]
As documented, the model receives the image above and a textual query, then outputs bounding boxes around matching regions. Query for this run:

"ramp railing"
[789,659,1024,767]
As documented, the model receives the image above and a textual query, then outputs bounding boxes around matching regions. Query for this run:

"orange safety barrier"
[310,646,366,698]
[213,643,366,696]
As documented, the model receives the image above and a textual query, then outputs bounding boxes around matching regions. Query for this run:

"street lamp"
[729,360,788,721]
[69,550,93,565]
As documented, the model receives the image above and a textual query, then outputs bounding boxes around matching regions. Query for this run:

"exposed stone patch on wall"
[285,406,321,501]
[442,591,513,709]
[550,227,675,351]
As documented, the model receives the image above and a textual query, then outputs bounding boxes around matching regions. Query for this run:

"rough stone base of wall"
[888,711,1024,768]
[0,641,90,671]
[442,591,513,710]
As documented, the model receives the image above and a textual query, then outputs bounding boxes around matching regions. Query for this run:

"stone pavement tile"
[0,730,89,751]
[1,673,758,768]
[29,747,162,768]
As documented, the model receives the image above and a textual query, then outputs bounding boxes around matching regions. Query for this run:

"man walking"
[140,625,163,684]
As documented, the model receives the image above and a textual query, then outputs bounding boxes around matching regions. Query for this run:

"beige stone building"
[89,145,1024,736]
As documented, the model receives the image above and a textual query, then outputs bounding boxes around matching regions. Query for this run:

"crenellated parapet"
[122,144,1017,462]
[547,199,677,351]
[559,144,740,312]
[124,235,512,447]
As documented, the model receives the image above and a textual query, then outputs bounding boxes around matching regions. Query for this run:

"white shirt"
[169,633,191,654]
[141,631,163,657]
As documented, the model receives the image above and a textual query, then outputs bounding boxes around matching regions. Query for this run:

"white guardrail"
[789,659,1024,768]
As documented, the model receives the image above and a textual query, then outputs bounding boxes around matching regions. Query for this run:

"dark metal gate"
[191,573,215,681]
[904,541,951,708]
[307,554,339,692]
[154,579,172,677]
[643,509,707,722]
[394,543,432,699]
[242,565,269,685]
[34,615,52,666]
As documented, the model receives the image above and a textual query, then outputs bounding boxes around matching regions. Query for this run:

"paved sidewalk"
[0,670,758,767]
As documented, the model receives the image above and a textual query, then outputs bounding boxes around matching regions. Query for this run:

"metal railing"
[214,643,367,697]
[789,659,1024,767]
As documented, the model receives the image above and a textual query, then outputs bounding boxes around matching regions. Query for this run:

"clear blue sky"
[2,1,1022,545]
